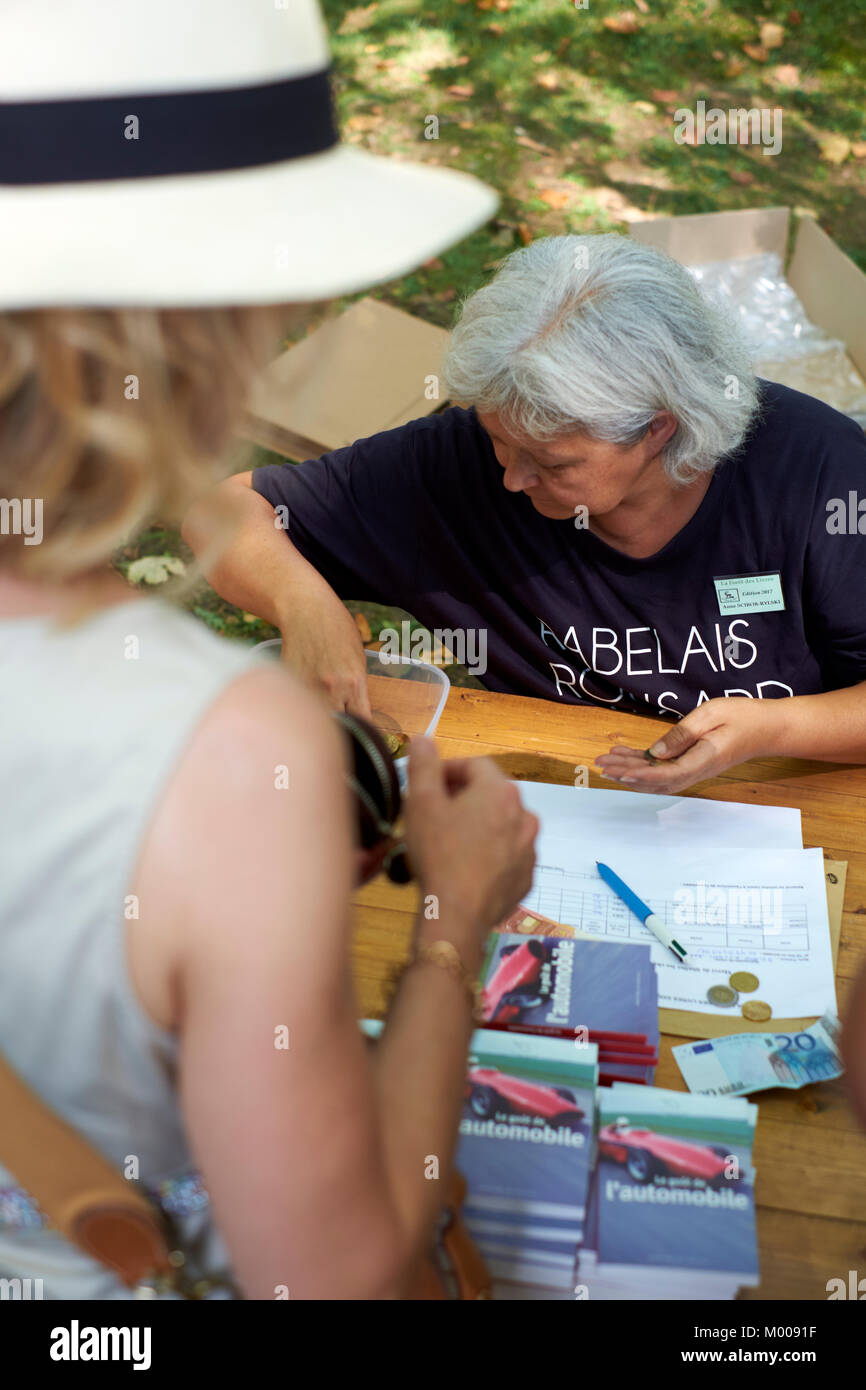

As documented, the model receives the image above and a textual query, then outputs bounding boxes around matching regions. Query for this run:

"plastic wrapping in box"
[688,251,866,428]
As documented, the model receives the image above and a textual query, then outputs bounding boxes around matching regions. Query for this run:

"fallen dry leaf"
[536,72,560,91]
[787,9,802,24]
[651,88,678,103]
[345,113,380,132]
[486,22,505,36]
[712,49,725,61]
[633,0,650,12]
[517,223,533,245]
[773,64,800,86]
[585,185,646,222]
[338,3,378,35]
[725,57,746,77]
[538,188,572,209]
[760,21,785,49]
[742,43,769,62]
[447,83,475,98]
[632,99,657,114]
[516,132,554,154]
[851,141,866,159]
[818,133,851,164]
[126,555,186,586]
[603,12,640,34]
[354,612,372,643]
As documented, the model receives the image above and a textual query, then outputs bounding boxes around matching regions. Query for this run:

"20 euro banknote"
[672,1012,843,1098]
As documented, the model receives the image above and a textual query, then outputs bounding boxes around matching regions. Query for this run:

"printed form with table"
[517,782,839,1026]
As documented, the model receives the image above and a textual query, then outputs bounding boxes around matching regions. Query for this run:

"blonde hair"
[0,303,294,579]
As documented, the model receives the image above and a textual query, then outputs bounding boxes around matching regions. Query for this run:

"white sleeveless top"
[0,597,262,1298]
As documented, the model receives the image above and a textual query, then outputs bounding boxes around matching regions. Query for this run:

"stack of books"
[481,926,660,1086]
[456,1029,598,1291]
[579,1085,759,1299]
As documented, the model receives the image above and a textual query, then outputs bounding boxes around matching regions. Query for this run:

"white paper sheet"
[516,784,803,866]
[522,840,835,1017]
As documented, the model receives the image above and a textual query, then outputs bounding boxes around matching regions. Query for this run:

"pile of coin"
[706,972,772,1020]
[372,709,409,760]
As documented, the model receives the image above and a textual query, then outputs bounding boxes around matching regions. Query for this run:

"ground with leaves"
[115,0,866,684]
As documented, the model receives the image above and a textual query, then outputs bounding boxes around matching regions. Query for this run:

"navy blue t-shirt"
[252,381,866,718]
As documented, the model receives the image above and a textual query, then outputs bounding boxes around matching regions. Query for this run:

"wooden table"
[352,688,866,1300]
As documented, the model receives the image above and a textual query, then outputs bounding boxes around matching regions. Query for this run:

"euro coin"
[729,971,760,993]
[371,710,407,759]
[742,1000,772,1021]
[707,984,738,1007]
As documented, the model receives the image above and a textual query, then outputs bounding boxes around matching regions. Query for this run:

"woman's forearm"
[766,682,866,762]
[181,474,341,631]
[371,905,482,1261]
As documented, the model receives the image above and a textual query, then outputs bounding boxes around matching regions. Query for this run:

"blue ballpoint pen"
[596,861,689,964]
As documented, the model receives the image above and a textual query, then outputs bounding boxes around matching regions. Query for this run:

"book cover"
[595,1087,759,1283]
[458,1030,597,1220]
[479,933,658,1042]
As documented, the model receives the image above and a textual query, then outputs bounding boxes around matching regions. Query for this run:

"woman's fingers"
[596,738,720,792]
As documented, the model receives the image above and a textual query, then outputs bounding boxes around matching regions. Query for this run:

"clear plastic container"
[251,640,451,780]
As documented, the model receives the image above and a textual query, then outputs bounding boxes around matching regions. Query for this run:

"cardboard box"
[630,208,866,422]
[242,211,866,463]
[241,296,450,461]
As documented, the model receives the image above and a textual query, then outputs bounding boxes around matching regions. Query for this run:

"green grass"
[115,0,865,685]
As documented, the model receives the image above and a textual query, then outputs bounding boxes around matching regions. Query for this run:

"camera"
[335,712,412,884]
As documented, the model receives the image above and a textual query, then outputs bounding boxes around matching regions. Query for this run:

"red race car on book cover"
[598,1121,731,1185]
[465,1067,584,1128]
[480,939,553,1023]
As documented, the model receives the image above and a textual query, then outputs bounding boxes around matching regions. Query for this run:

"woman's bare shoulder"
[127,660,352,1031]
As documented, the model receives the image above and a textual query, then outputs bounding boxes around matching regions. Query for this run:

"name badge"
[713,572,785,616]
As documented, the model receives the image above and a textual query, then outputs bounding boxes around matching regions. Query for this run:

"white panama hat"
[0,0,498,309]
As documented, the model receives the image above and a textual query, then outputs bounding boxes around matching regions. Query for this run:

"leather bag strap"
[0,1051,172,1287]
[1,1049,492,1299]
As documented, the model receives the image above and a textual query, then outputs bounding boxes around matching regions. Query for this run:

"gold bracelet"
[403,940,483,1019]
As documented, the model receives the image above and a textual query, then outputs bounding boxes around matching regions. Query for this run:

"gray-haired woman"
[191,231,866,792]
